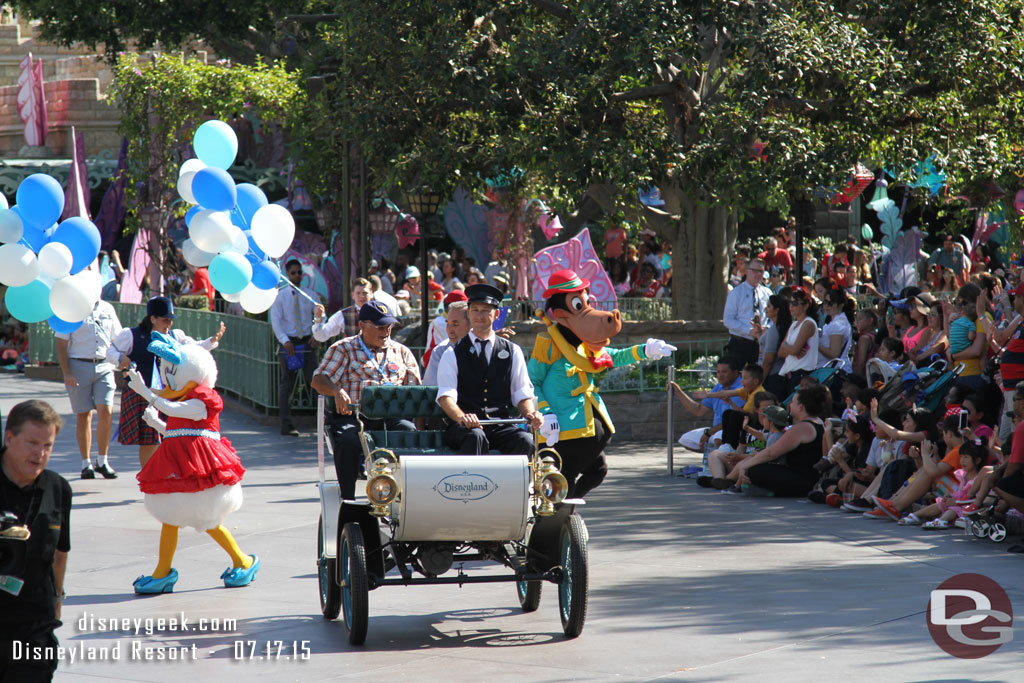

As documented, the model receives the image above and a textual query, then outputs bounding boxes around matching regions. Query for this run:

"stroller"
[916,361,965,415]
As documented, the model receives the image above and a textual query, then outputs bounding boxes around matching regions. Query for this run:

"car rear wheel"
[557,514,588,638]
[517,578,542,612]
[318,514,341,619]
[340,523,369,644]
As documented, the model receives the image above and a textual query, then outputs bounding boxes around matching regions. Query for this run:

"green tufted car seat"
[359,385,448,454]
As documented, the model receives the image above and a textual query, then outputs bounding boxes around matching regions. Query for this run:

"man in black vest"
[0,400,70,682]
[437,284,543,454]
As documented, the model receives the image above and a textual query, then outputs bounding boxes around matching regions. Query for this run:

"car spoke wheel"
[557,514,588,638]
[517,578,542,612]
[318,514,341,619]
[339,523,369,645]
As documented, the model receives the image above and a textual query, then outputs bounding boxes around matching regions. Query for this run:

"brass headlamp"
[533,448,568,516]
[365,451,399,517]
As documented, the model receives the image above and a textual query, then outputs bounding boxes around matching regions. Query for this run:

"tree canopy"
[288,0,1024,317]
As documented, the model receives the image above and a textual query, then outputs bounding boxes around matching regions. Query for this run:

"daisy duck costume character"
[529,269,676,497]
[126,332,259,594]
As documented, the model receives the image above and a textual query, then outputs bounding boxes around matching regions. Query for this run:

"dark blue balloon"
[48,314,84,334]
[19,224,47,252]
[251,260,281,290]
[191,167,237,212]
[235,183,268,224]
[51,217,101,274]
[229,206,248,230]
[185,206,200,227]
[245,231,265,260]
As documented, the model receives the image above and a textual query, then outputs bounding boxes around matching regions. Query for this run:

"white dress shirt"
[55,300,122,362]
[436,330,535,409]
[722,281,771,339]
[423,339,451,386]
[269,286,317,345]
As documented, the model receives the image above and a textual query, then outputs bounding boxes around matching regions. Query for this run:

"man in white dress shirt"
[722,257,771,367]
[56,299,123,479]
[436,284,543,454]
[269,259,321,436]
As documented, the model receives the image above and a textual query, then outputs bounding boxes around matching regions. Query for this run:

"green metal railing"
[595,338,729,394]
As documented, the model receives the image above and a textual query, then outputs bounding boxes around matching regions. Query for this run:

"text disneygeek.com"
[8,612,312,664]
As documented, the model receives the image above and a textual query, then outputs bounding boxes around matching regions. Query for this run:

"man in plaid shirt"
[311,301,421,499]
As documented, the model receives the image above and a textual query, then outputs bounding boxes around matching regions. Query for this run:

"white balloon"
[37,242,73,280]
[179,158,206,177]
[76,269,103,306]
[0,243,40,287]
[0,208,23,243]
[239,281,278,313]
[49,273,95,322]
[189,210,235,253]
[0,193,8,210]
[221,289,242,303]
[182,238,215,267]
[250,204,295,259]
[177,171,198,205]
[227,224,248,254]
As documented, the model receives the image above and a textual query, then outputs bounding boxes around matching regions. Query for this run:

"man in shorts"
[56,298,122,479]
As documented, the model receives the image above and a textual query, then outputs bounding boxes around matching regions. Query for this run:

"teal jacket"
[528,332,648,442]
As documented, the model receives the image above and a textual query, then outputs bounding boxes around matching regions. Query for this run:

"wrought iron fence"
[595,338,729,394]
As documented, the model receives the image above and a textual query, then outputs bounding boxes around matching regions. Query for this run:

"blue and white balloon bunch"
[0,174,103,333]
[178,120,295,314]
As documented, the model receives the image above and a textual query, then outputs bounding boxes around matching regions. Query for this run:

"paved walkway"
[1,373,1021,682]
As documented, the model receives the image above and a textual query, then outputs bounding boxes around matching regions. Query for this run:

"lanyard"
[357,335,390,382]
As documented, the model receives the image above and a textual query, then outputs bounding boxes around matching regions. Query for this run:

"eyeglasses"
[370,323,394,331]
[789,300,808,307]
[747,267,764,273]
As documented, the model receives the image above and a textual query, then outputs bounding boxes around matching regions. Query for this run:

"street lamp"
[406,191,442,347]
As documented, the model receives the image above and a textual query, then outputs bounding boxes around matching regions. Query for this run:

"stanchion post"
[666,366,675,476]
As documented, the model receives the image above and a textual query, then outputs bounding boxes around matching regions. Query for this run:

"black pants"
[444,421,534,455]
[278,336,317,426]
[1,616,60,682]
[327,414,415,499]
[726,336,759,367]
[762,373,789,402]
[549,416,612,498]
[720,409,749,449]
[746,463,817,497]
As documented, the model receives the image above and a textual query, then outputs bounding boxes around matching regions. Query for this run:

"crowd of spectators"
[678,227,1024,554]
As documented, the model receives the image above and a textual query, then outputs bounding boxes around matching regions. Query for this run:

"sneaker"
[696,475,713,488]
[842,497,873,513]
[720,486,743,495]
[807,490,827,504]
[95,463,118,479]
[825,493,844,508]
[711,477,733,490]
[81,466,95,479]
[862,508,891,520]
[872,495,902,521]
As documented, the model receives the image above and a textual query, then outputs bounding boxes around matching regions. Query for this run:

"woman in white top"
[817,288,854,372]
[778,289,819,393]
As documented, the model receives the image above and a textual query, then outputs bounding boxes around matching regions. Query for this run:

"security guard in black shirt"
[0,401,70,683]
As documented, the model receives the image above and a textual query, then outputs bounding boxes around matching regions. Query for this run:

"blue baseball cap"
[146,296,176,319]
[358,301,398,326]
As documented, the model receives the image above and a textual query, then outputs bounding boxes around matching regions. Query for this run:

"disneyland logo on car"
[434,472,497,502]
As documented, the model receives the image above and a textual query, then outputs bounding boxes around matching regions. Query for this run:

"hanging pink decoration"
[831,164,874,205]
[533,228,616,308]
[394,215,420,248]
[538,213,563,240]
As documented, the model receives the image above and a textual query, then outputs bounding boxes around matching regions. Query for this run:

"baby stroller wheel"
[970,520,989,539]
[988,523,1007,543]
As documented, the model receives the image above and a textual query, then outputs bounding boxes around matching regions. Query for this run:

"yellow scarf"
[540,314,613,374]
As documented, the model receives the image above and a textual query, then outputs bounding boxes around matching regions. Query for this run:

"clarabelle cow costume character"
[126,333,259,594]
[529,269,676,497]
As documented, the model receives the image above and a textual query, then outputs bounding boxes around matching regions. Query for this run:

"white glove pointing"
[645,338,677,361]
[126,367,155,403]
[539,413,560,446]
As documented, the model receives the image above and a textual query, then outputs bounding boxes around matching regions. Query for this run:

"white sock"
[82,460,93,469]
[93,455,108,468]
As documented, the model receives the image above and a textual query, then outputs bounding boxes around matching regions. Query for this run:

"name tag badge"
[0,575,24,596]
[497,349,510,360]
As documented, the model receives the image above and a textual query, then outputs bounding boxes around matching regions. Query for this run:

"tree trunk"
[667,189,737,321]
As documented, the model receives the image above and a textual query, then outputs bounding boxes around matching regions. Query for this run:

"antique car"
[315,385,589,644]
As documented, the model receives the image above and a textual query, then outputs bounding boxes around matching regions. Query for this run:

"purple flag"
[94,137,128,250]
[61,126,90,220]
[16,53,47,146]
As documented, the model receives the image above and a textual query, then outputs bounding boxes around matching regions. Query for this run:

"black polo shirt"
[0,461,72,619]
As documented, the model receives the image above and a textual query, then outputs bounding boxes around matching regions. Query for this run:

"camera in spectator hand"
[0,510,30,594]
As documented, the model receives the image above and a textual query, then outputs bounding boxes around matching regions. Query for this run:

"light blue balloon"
[51,217,101,274]
[193,120,238,170]
[236,183,268,224]
[48,314,84,334]
[208,251,253,294]
[6,279,52,323]
[185,205,200,227]
[192,167,237,212]
[15,174,64,229]
[251,260,281,290]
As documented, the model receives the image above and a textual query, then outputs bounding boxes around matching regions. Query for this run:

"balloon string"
[278,277,318,305]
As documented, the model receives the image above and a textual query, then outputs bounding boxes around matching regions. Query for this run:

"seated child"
[898,442,987,528]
